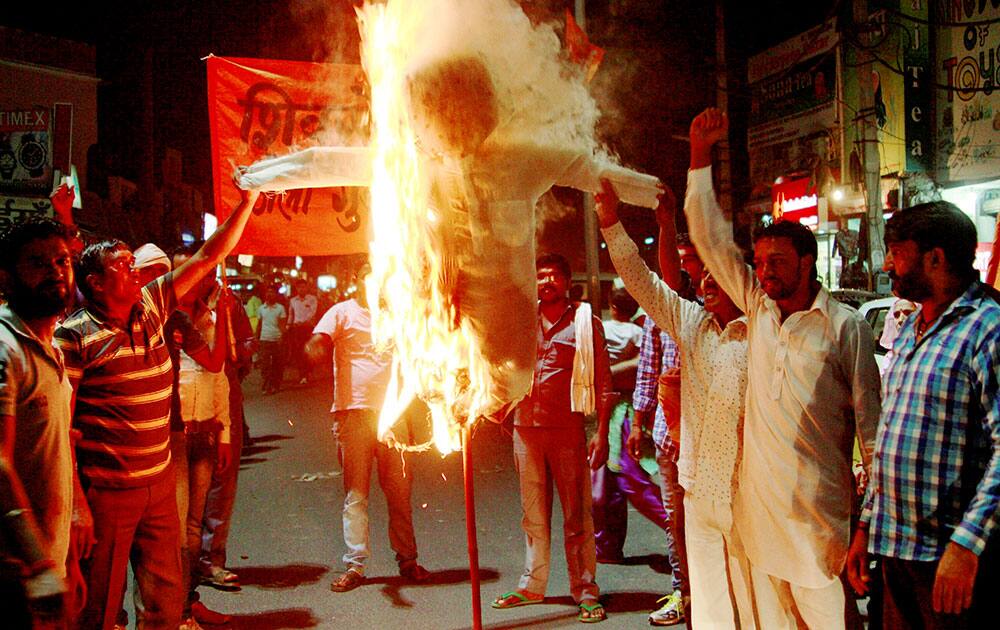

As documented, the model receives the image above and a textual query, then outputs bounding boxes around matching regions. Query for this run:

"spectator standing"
[55,188,258,630]
[244,287,263,337]
[0,218,94,628]
[598,179,756,628]
[199,285,255,592]
[685,108,880,629]
[306,263,430,593]
[491,253,613,624]
[287,279,318,385]
[591,289,670,572]
[631,318,690,626]
[256,286,286,395]
[170,248,238,622]
[847,201,1000,628]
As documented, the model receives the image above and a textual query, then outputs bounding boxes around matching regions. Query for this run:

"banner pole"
[462,423,483,630]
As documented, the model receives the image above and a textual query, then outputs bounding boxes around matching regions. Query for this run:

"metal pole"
[714,0,732,211]
[853,0,885,289]
[576,0,602,313]
[462,424,483,630]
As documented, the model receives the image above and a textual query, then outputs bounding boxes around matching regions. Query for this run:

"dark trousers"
[259,340,284,391]
[879,544,997,630]
[591,420,670,561]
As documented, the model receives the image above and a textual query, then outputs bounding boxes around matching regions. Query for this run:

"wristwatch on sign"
[18,133,48,178]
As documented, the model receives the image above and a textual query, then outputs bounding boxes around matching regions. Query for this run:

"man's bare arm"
[172,188,259,302]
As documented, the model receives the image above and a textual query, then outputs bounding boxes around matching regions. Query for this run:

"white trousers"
[684,492,756,629]
[749,563,846,630]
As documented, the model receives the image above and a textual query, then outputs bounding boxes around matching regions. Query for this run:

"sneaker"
[649,591,685,626]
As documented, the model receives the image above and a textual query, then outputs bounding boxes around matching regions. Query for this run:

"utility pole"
[853,0,886,289]
[714,0,732,212]
[576,0,602,313]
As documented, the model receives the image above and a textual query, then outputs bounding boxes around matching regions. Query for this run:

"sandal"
[330,569,364,593]
[200,567,241,592]
[578,601,606,623]
[491,590,544,609]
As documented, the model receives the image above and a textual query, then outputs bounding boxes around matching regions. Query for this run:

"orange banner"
[207,56,370,256]
[564,10,604,83]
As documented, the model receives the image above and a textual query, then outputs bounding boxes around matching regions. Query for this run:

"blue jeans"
[656,448,688,596]
[199,384,244,574]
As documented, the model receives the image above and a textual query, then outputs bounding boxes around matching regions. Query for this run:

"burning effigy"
[238,0,660,454]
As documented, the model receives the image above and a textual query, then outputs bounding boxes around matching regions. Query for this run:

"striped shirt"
[861,281,1000,560]
[633,316,680,460]
[55,275,176,489]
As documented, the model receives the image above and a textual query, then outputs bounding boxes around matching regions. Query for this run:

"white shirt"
[685,166,880,588]
[313,299,391,412]
[178,308,231,443]
[603,223,748,505]
[257,302,286,342]
[288,294,318,325]
[602,319,643,364]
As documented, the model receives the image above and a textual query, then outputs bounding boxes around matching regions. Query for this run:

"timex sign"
[0,109,49,132]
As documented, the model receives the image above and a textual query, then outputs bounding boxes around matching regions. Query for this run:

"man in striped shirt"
[847,201,1000,628]
[56,188,258,630]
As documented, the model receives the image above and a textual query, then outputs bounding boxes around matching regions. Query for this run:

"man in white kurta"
[683,109,880,629]
[596,183,755,629]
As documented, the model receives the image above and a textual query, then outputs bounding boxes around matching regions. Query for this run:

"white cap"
[133,243,172,272]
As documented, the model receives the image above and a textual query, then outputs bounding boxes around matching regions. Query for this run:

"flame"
[358,2,496,455]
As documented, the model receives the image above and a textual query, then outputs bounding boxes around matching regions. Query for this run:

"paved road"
[191,373,683,629]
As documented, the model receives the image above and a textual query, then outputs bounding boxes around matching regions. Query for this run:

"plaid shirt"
[632,316,681,459]
[861,281,1000,560]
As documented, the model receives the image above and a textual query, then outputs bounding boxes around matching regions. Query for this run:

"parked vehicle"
[858,296,897,371]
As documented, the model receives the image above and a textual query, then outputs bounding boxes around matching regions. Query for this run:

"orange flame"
[358,3,496,455]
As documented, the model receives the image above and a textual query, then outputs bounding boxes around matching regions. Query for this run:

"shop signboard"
[940,2,1000,181]
[748,20,840,199]
[0,106,53,195]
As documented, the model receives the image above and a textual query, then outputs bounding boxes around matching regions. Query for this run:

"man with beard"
[55,188,258,629]
[0,218,94,627]
[684,108,880,628]
[492,253,614,623]
[847,202,1000,628]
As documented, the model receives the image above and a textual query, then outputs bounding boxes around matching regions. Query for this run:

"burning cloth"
[237,0,660,452]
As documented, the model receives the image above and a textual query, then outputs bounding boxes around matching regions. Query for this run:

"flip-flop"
[491,590,544,609]
[578,601,606,623]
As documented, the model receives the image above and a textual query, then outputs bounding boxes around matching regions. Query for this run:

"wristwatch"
[18,133,48,178]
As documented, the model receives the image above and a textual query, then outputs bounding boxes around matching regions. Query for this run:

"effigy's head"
[407,56,499,157]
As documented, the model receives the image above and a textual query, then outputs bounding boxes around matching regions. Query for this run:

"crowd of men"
[2,106,997,630]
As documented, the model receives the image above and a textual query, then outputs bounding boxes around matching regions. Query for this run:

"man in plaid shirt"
[847,201,1000,628]
[630,317,688,625]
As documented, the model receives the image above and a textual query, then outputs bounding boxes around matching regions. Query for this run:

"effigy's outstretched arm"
[237,146,374,191]
[555,153,661,209]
